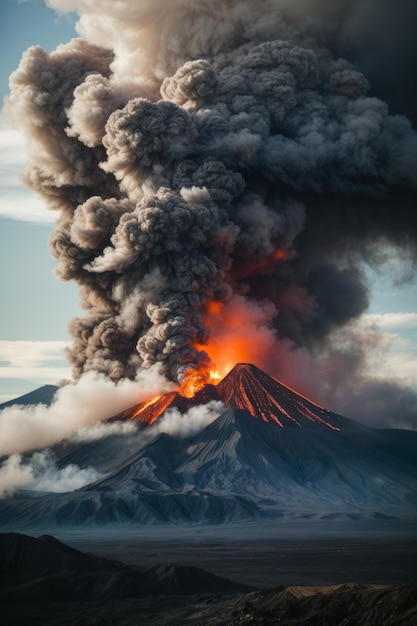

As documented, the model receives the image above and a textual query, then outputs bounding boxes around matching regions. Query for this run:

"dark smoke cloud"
[332,0,417,125]
[313,327,417,430]
[5,0,417,425]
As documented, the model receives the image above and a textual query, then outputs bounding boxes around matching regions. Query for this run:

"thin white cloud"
[377,351,417,381]
[328,319,417,391]
[0,117,54,223]
[0,394,16,404]
[369,331,417,382]
[364,312,417,330]
[355,314,417,384]
[0,365,72,384]
[0,340,71,391]
[353,321,417,384]
[0,192,54,223]
[0,340,69,367]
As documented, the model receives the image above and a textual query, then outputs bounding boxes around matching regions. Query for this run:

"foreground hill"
[1,534,416,626]
[0,532,247,603]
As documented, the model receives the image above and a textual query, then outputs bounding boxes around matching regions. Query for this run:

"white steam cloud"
[71,420,138,442]
[0,451,100,498]
[0,366,173,456]
[148,400,226,439]
[0,399,226,498]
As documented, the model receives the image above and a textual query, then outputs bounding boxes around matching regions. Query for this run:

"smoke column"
[5,0,417,424]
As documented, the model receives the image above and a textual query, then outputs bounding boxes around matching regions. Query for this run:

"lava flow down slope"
[119,363,345,430]
[1,364,417,528]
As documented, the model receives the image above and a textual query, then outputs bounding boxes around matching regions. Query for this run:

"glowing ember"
[233,247,295,280]
[272,248,294,261]
[206,301,223,315]
[118,363,342,431]
[129,395,161,419]
[178,369,221,398]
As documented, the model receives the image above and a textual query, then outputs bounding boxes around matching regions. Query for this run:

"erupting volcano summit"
[119,363,343,430]
[2,0,417,528]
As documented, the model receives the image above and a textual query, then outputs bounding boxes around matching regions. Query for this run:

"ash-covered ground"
[2,521,416,625]
[46,520,417,588]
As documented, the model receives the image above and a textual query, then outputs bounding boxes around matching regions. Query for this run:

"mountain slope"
[117,363,349,430]
[91,408,417,514]
[216,364,346,429]
[0,533,246,603]
[1,363,417,528]
[3,534,416,626]
[115,384,220,425]
[1,408,417,527]
[0,385,58,410]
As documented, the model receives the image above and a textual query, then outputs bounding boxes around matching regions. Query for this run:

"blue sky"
[0,0,80,400]
[0,0,416,403]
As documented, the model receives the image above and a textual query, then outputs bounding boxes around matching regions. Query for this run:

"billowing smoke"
[148,400,227,439]
[0,367,172,456]
[0,400,225,497]
[0,451,100,498]
[71,420,138,442]
[5,0,417,424]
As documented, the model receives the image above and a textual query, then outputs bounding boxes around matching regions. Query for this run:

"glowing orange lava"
[192,294,278,382]
[177,286,285,400]
[206,300,223,315]
[178,369,221,398]
[237,247,295,278]
[129,394,161,419]
[272,248,292,261]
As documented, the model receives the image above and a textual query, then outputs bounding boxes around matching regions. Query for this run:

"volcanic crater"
[117,363,344,430]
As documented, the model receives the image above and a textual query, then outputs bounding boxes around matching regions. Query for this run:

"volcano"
[1,364,417,528]
[117,363,345,430]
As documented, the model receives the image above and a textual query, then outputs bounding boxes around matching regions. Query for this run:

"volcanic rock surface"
[0,532,247,603]
[118,363,347,429]
[1,364,417,527]
[114,383,220,426]
[2,533,416,626]
[0,385,58,410]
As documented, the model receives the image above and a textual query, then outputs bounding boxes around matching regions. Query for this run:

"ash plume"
[5,0,417,424]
